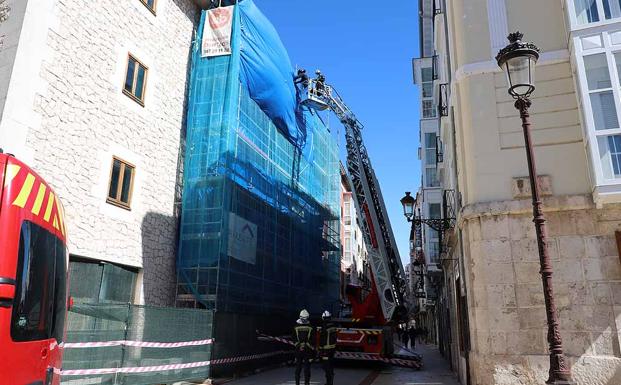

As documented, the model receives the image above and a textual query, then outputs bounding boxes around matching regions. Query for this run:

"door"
[5,221,67,385]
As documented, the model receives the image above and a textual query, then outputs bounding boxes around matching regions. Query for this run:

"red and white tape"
[335,351,422,368]
[257,332,422,369]
[60,350,291,377]
[62,338,214,349]
[257,334,296,347]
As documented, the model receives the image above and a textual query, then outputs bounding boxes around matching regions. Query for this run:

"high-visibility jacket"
[319,322,337,350]
[294,324,313,350]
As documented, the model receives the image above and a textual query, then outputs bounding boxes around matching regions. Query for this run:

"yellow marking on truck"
[31,183,47,215]
[55,195,65,236]
[12,173,35,208]
[5,164,20,186]
[53,215,59,230]
[44,192,55,222]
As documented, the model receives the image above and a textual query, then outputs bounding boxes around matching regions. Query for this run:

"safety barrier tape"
[335,351,422,369]
[257,334,296,347]
[61,338,214,349]
[257,332,422,369]
[60,350,291,376]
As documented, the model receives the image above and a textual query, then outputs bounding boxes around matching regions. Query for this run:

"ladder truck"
[300,71,420,368]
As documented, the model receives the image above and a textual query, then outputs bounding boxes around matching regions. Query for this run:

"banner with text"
[227,213,257,265]
[201,6,234,57]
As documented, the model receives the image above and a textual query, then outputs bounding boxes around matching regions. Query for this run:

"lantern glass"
[400,192,415,220]
[504,54,536,97]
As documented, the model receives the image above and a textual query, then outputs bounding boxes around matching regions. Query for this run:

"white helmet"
[299,309,310,320]
[322,310,331,320]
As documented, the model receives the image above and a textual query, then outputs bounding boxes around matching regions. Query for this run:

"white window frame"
[569,0,621,29]
[421,66,437,119]
[574,28,621,203]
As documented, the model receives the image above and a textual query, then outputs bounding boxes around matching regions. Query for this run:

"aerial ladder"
[298,71,419,367]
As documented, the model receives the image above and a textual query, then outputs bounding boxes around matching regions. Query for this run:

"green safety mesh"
[177,6,341,319]
[61,304,214,385]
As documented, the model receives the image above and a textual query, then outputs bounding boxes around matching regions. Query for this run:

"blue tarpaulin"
[238,0,306,146]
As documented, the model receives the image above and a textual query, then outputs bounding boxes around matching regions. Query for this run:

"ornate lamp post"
[496,32,573,385]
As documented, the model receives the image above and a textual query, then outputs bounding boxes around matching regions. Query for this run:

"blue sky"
[255,1,422,266]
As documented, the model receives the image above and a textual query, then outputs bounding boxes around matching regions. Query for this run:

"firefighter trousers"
[320,350,335,385]
[294,349,311,385]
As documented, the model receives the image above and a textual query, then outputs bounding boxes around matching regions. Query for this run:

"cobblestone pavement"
[225,344,460,385]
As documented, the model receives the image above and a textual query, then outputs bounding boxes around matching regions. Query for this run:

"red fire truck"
[0,153,68,385]
[301,75,417,367]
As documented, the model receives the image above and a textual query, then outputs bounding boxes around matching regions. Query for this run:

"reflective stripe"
[320,326,338,350]
[12,173,35,208]
[294,325,313,348]
[31,183,47,215]
[43,192,55,222]
[4,164,20,187]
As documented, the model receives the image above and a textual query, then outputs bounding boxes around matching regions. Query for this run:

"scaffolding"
[176,6,341,322]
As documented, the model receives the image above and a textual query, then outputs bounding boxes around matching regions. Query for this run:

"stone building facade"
[414,0,621,384]
[0,0,199,306]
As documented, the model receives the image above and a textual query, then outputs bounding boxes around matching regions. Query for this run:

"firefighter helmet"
[322,310,331,320]
[299,309,310,320]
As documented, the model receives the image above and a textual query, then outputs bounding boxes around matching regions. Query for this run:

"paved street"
[225,344,459,385]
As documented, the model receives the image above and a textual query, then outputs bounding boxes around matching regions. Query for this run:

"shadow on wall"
[141,212,177,307]
[138,0,196,308]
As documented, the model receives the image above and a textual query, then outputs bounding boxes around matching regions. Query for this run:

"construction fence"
[61,304,214,385]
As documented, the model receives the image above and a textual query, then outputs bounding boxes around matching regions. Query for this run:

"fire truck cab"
[0,153,68,385]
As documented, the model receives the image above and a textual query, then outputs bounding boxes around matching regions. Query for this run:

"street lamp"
[497,32,573,385]
[400,191,415,221]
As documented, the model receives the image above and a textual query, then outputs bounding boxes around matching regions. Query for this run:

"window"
[69,258,137,304]
[425,133,437,165]
[574,0,621,24]
[575,0,600,24]
[598,134,621,178]
[584,53,619,131]
[140,0,157,14]
[422,83,433,98]
[123,54,148,105]
[425,167,440,187]
[12,221,67,343]
[429,203,441,218]
[421,66,436,118]
[423,100,436,118]
[107,157,135,209]
[604,0,621,19]
[429,241,440,264]
[577,37,621,183]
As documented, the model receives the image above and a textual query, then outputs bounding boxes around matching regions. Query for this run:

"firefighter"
[315,70,326,97]
[294,69,309,88]
[294,309,313,385]
[319,310,337,385]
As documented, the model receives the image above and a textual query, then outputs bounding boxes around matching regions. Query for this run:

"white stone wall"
[1,0,198,306]
[461,195,621,385]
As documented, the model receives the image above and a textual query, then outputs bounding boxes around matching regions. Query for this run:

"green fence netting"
[61,304,214,385]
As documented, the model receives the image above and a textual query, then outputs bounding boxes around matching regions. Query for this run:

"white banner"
[227,213,257,265]
[201,6,234,57]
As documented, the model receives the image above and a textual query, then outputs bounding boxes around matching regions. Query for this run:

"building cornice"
[458,194,595,227]
[454,49,570,83]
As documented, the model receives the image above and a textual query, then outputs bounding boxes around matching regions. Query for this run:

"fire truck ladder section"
[301,75,408,323]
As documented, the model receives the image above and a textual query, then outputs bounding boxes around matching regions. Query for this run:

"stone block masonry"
[461,194,621,385]
[0,0,199,306]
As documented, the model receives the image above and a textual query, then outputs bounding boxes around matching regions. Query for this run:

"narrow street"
[225,344,459,385]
